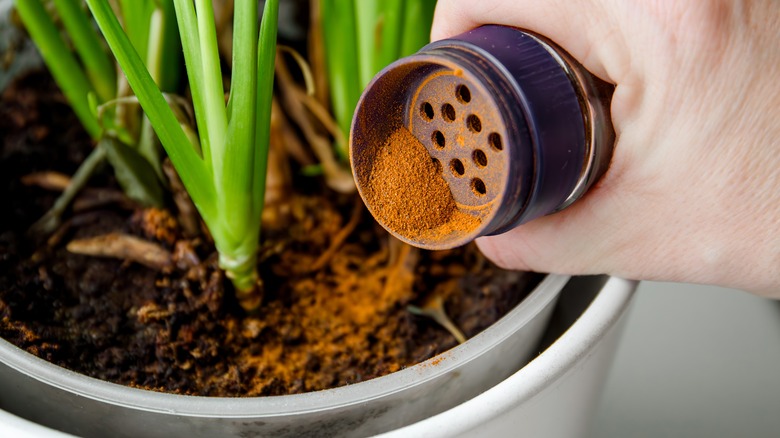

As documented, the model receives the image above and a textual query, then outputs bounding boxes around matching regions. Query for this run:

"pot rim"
[379,276,637,437]
[0,274,567,417]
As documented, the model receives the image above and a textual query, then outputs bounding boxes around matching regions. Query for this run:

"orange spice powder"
[363,127,480,242]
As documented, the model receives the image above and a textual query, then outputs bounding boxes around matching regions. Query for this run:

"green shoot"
[85,0,280,311]
[15,0,103,138]
[15,0,182,234]
[400,0,437,56]
[320,0,437,159]
[52,0,117,102]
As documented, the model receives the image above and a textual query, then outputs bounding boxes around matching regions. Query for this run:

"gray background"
[588,281,780,438]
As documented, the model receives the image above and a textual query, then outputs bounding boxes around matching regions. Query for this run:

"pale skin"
[432,0,780,298]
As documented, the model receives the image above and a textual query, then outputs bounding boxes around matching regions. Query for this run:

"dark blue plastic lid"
[424,26,587,232]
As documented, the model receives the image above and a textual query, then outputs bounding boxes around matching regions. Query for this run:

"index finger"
[431,0,626,83]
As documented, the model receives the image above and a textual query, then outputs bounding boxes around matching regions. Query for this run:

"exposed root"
[275,51,355,193]
[310,199,363,271]
[263,102,294,230]
[383,238,419,301]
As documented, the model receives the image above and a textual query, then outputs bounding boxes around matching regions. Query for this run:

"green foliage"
[320,0,437,159]
[101,137,165,207]
[85,0,280,310]
[15,0,183,222]
[18,0,428,311]
[15,0,105,138]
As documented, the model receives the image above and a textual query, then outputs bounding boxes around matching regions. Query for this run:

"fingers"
[474,178,669,281]
[431,0,593,41]
[475,184,622,276]
[431,0,629,83]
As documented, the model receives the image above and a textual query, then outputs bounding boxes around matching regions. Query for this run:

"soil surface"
[0,72,540,396]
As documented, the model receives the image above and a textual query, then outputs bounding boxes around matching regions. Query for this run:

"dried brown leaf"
[66,233,172,270]
[21,171,71,191]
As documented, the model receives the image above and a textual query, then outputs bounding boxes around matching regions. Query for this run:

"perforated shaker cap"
[351,25,590,249]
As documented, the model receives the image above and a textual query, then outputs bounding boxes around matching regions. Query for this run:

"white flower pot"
[0,276,635,437]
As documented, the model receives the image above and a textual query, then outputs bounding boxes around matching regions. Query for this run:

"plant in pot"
[0,0,564,436]
[13,0,183,236]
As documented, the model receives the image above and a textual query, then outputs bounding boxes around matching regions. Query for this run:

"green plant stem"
[88,0,280,311]
[152,0,182,93]
[15,0,101,138]
[114,0,155,137]
[320,0,360,159]
[194,0,228,178]
[371,0,405,76]
[52,0,117,102]
[29,147,107,235]
[219,0,258,242]
[172,0,212,173]
[217,0,279,307]
[118,0,153,61]
[400,0,436,56]
[217,238,261,306]
[353,0,379,88]
[137,6,174,181]
[86,0,216,223]
[252,0,278,221]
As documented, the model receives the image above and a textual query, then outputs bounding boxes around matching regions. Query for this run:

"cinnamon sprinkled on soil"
[0,72,539,398]
[364,128,480,242]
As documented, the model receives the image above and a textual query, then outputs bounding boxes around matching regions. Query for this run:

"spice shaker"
[350,25,615,250]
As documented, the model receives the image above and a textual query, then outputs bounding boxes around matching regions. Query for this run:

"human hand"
[432,0,780,297]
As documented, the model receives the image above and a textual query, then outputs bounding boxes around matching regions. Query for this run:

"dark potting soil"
[0,72,541,396]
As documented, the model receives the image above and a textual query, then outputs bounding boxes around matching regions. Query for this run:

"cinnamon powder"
[364,127,480,241]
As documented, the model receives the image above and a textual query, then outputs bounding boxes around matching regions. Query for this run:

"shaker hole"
[450,159,465,177]
[488,132,503,151]
[456,85,471,103]
[432,157,442,174]
[421,102,434,121]
[441,103,456,122]
[473,149,488,167]
[432,131,446,148]
[466,114,482,133]
[472,178,487,196]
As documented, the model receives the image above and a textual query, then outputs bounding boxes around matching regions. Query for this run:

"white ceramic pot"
[0,275,565,438]
[381,276,636,437]
[0,276,635,437]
